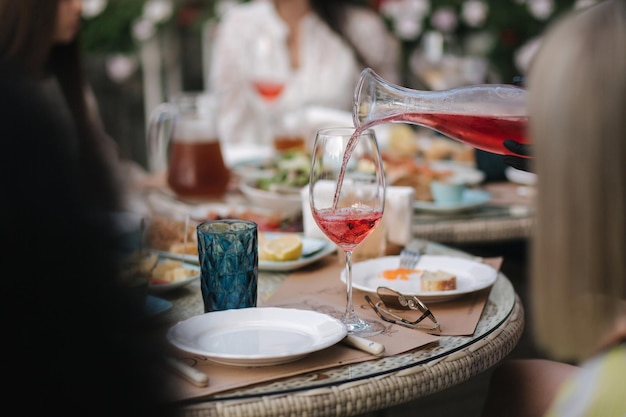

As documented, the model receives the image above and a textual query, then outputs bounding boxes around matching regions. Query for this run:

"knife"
[341,335,385,356]
[165,357,209,387]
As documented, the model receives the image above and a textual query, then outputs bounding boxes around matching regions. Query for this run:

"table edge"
[179,296,524,417]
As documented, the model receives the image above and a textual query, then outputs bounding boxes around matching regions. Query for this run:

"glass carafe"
[353,68,528,156]
[147,92,230,199]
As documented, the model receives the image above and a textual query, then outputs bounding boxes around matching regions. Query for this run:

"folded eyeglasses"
[365,286,441,333]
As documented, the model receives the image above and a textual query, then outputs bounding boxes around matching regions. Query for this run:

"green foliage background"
[81,0,580,83]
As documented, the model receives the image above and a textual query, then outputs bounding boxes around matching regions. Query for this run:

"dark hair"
[0,0,57,75]
[309,0,372,68]
[0,63,176,417]
[0,0,122,211]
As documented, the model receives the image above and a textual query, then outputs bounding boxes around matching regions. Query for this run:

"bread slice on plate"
[420,270,457,292]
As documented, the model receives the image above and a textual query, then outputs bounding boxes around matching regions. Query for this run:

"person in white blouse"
[208,0,400,149]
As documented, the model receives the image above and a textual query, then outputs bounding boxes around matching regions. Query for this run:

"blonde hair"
[528,0,626,362]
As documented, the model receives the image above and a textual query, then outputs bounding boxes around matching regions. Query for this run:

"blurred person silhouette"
[482,1,626,416]
[208,0,400,148]
[0,62,177,416]
[0,0,127,212]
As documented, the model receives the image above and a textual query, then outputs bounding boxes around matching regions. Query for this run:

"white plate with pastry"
[155,233,336,272]
[343,255,498,303]
[147,259,200,293]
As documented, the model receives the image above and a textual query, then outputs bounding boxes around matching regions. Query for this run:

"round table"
[159,241,525,417]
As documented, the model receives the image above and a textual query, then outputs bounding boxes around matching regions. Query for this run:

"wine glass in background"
[247,31,291,149]
[309,127,386,336]
[249,32,290,104]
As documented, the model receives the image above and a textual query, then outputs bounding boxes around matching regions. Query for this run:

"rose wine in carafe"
[353,68,529,156]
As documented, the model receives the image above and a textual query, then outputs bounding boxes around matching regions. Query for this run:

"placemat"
[166,256,500,402]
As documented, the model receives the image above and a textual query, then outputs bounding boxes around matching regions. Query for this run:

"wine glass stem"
[342,250,359,323]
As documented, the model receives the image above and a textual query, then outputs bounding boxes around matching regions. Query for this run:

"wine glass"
[247,31,291,147]
[248,32,290,104]
[309,127,386,336]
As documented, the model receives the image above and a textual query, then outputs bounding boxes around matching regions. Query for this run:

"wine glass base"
[344,317,385,337]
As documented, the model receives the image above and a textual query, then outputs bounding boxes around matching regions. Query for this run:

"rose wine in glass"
[249,33,289,104]
[309,127,386,336]
[252,81,285,102]
[247,32,290,147]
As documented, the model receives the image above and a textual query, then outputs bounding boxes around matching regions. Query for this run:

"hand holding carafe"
[353,68,529,156]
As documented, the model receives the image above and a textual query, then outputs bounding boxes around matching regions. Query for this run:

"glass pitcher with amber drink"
[353,68,529,156]
[147,92,230,199]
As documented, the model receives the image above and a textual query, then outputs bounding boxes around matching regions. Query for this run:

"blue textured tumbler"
[197,220,258,312]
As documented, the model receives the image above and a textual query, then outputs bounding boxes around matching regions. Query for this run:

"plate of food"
[385,156,485,202]
[142,213,283,265]
[239,179,303,215]
[413,189,491,214]
[237,151,311,215]
[258,232,336,272]
[146,258,200,293]
[166,307,347,366]
[151,231,336,271]
[343,255,498,303]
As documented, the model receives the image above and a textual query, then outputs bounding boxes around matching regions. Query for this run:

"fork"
[399,246,424,269]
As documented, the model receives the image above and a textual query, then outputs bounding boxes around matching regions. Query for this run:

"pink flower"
[431,7,458,33]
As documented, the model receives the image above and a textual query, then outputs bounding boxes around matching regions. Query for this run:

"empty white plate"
[167,307,347,366]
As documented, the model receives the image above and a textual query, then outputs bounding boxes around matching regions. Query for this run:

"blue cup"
[430,180,466,205]
[197,220,258,312]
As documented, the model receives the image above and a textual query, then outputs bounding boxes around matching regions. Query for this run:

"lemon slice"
[258,232,273,261]
[264,235,303,261]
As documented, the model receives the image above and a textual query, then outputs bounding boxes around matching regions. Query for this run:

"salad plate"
[236,151,310,215]
[344,255,498,303]
[167,307,347,366]
[239,179,303,215]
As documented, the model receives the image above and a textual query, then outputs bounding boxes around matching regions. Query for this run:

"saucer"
[413,189,491,214]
